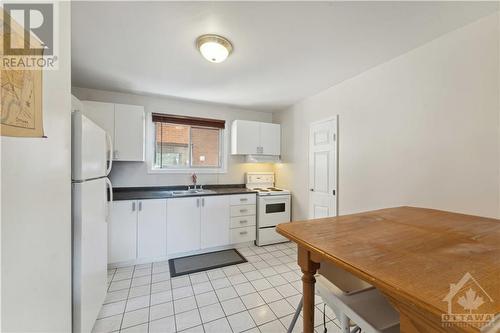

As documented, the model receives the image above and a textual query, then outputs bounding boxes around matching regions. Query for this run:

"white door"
[72,178,107,333]
[232,120,260,154]
[137,199,167,259]
[309,117,337,218]
[201,196,230,249]
[260,123,281,155]
[114,104,145,161]
[72,112,110,181]
[81,101,115,140]
[167,197,201,255]
[109,200,137,263]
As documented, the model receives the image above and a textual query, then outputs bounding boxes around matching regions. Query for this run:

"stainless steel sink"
[171,189,216,196]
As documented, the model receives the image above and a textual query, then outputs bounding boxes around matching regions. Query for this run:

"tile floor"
[94,242,343,333]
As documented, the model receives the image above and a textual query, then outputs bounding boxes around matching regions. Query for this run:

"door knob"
[309,189,314,192]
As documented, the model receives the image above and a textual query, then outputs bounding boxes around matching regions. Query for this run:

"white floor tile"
[227,310,256,333]
[174,296,197,314]
[221,297,246,316]
[234,282,256,296]
[268,299,295,318]
[179,325,204,333]
[244,270,264,281]
[133,268,151,278]
[125,295,150,313]
[210,277,231,290]
[175,309,202,331]
[267,274,288,287]
[222,265,240,276]
[92,314,122,333]
[172,286,194,300]
[151,272,170,283]
[215,286,238,301]
[151,291,172,306]
[199,303,225,323]
[259,287,283,303]
[203,318,232,333]
[250,278,272,291]
[121,308,149,329]
[171,276,191,289]
[259,319,287,333]
[248,305,277,326]
[150,301,174,321]
[228,274,248,285]
[113,271,133,281]
[149,316,176,333]
[189,272,208,284]
[131,276,151,288]
[241,292,266,309]
[104,290,129,304]
[128,285,150,298]
[192,281,213,294]
[98,300,126,319]
[259,267,278,277]
[119,323,148,333]
[152,265,170,275]
[276,284,299,298]
[207,269,225,280]
[151,280,172,294]
[109,279,131,292]
[195,291,219,307]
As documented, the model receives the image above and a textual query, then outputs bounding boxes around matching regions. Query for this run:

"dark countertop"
[112,184,257,201]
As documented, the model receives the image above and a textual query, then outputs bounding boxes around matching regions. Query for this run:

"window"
[152,113,225,170]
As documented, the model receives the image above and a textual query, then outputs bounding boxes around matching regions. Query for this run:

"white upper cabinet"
[201,196,230,249]
[231,120,281,156]
[114,104,145,161]
[81,101,145,162]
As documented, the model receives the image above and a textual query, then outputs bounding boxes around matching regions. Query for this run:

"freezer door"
[72,178,108,333]
[72,111,111,181]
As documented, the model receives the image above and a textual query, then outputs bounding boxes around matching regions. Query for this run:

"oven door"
[258,195,291,228]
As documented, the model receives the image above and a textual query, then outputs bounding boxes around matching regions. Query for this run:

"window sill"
[148,167,228,174]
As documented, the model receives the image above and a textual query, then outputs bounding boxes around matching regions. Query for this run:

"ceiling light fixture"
[196,34,233,63]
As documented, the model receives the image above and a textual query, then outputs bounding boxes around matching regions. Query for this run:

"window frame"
[146,112,228,174]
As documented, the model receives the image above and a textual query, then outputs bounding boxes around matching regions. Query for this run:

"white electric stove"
[246,172,291,246]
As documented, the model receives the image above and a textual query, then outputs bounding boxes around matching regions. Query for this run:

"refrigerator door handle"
[105,133,113,176]
[105,177,113,221]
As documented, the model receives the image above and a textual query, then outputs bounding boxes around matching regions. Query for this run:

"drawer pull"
[240,198,248,202]
[239,231,248,235]
[240,209,248,213]
[239,220,248,224]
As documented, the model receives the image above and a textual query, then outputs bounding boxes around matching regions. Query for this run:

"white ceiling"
[72,2,498,111]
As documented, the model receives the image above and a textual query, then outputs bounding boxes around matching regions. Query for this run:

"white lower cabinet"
[167,197,201,255]
[201,196,230,249]
[109,200,137,264]
[137,199,167,259]
[109,199,167,264]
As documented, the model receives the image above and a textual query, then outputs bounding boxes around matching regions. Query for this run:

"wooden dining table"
[276,206,500,333]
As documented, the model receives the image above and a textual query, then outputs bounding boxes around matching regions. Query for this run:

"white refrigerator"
[72,109,113,333]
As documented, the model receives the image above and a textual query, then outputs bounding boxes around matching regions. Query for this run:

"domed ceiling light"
[196,34,233,63]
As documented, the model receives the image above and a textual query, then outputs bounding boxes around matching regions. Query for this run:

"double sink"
[170,189,216,197]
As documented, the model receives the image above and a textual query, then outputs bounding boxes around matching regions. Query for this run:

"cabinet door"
[201,196,230,249]
[109,200,137,264]
[260,123,281,155]
[81,101,115,140]
[137,199,167,259]
[167,197,201,255]
[114,104,145,161]
[231,120,260,155]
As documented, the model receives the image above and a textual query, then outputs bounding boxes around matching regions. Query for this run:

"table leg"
[298,247,320,333]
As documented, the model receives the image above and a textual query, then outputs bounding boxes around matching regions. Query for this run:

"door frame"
[308,115,339,218]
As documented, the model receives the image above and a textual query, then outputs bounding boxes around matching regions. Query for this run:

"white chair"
[287,262,399,333]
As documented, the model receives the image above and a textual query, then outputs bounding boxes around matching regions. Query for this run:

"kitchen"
[1,2,500,333]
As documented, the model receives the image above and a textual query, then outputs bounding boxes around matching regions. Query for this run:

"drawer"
[230,226,256,244]
[230,205,256,217]
[230,194,256,206]
[256,227,288,246]
[230,215,256,229]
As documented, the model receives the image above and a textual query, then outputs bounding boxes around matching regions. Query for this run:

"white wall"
[1,3,72,332]
[274,13,500,220]
[72,87,275,187]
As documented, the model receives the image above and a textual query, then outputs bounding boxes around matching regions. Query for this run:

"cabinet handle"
[239,220,248,224]
[197,198,200,208]
[240,209,248,213]
[202,198,205,207]
[138,201,142,211]
[239,231,248,235]
[240,198,248,202]
[132,202,136,211]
